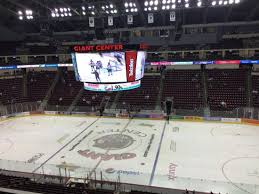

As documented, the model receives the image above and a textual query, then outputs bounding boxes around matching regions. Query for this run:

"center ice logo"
[78,129,146,161]
[93,134,135,150]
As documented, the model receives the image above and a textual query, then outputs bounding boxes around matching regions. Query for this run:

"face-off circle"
[222,157,259,194]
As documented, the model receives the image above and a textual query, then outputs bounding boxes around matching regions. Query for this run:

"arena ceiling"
[0,0,258,35]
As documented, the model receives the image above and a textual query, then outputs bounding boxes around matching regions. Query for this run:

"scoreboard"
[71,43,147,92]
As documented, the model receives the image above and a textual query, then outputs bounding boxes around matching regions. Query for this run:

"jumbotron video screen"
[72,51,146,83]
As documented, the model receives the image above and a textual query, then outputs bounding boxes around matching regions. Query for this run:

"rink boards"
[0,115,259,194]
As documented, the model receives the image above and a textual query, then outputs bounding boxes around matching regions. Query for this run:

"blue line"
[148,121,167,186]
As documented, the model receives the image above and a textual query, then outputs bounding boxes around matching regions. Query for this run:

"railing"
[1,102,259,120]
[0,102,40,116]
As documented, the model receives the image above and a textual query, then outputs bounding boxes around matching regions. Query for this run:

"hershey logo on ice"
[129,58,134,77]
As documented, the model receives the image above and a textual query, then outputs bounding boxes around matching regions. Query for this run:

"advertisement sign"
[204,117,221,121]
[214,60,240,65]
[150,61,193,66]
[84,80,141,92]
[184,116,203,121]
[193,61,214,65]
[242,118,259,125]
[240,60,259,64]
[125,51,137,82]
[221,118,241,123]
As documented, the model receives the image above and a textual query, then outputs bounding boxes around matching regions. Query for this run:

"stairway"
[67,86,84,113]
[110,92,121,109]
[155,72,165,110]
[38,70,61,111]
[245,65,253,107]
[201,65,210,116]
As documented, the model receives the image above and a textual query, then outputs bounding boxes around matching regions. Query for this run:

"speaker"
[166,100,172,116]
[95,28,105,40]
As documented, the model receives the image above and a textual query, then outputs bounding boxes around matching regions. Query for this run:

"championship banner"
[108,16,113,26]
[148,13,154,24]
[127,15,133,25]
[170,11,176,21]
[89,17,95,27]
[125,51,137,82]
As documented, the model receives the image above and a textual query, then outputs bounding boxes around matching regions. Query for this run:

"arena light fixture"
[160,0,176,11]
[124,1,138,13]
[101,3,118,14]
[18,9,34,20]
[51,7,72,18]
[210,0,240,6]
[144,0,160,11]
[197,0,202,7]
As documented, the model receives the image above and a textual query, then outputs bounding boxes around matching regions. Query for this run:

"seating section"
[48,71,83,107]
[116,75,161,110]
[0,174,112,194]
[0,77,27,105]
[27,71,56,102]
[0,69,252,112]
[77,90,116,111]
[252,75,259,107]
[163,70,203,109]
[207,69,247,110]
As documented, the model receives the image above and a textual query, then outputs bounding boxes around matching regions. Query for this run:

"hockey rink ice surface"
[0,115,259,194]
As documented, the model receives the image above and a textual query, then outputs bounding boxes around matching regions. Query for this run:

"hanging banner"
[127,15,133,25]
[108,16,113,26]
[170,11,176,21]
[89,17,95,27]
[148,13,154,24]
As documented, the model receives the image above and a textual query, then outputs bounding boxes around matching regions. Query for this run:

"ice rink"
[0,115,259,194]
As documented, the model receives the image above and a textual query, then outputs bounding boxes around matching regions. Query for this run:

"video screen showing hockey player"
[74,52,127,83]
[135,51,146,81]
